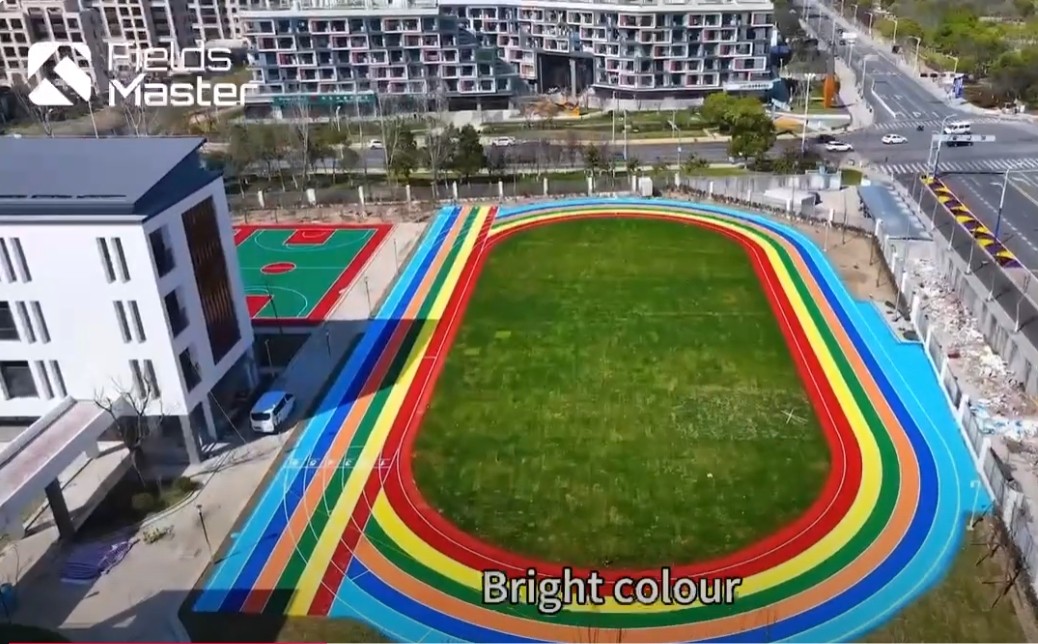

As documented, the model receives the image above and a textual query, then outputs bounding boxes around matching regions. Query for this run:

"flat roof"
[0,136,221,219]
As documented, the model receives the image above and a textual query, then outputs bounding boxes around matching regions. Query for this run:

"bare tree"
[422,80,454,199]
[285,100,318,188]
[94,378,163,484]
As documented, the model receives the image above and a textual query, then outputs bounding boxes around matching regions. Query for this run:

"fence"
[682,178,1038,600]
[227,174,635,213]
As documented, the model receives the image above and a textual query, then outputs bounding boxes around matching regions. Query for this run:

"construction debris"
[910,257,1038,418]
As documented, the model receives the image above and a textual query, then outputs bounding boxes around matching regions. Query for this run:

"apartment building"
[0,0,108,87]
[238,0,774,114]
[189,0,242,44]
[0,136,258,465]
[0,0,240,88]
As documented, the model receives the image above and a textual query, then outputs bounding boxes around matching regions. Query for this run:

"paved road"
[804,0,1038,267]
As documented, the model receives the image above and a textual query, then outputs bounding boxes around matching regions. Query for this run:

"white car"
[490,136,516,147]
[825,141,854,152]
[882,133,907,145]
[367,139,385,150]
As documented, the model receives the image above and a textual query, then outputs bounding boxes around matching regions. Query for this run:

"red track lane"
[368,212,861,590]
[308,211,496,616]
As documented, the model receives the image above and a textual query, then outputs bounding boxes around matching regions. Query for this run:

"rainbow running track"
[195,199,988,642]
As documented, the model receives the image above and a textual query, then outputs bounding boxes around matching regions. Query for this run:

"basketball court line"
[235,224,392,325]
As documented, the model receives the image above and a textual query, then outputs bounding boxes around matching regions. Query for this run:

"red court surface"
[234,223,391,325]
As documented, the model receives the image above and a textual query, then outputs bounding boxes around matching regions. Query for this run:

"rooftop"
[0,136,221,219]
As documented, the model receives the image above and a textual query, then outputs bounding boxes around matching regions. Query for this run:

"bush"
[171,476,199,495]
[130,492,156,514]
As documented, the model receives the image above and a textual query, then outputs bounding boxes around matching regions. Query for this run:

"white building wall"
[0,179,254,425]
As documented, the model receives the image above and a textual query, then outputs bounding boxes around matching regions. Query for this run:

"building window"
[149,227,175,277]
[179,347,200,391]
[49,360,67,397]
[129,359,146,397]
[15,302,34,343]
[114,301,132,342]
[0,302,18,341]
[143,359,160,397]
[164,290,188,337]
[30,302,50,343]
[10,238,30,282]
[0,239,14,282]
[0,361,37,398]
[97,238,115,282]
[128,301,146,342]
[35,360,53,399]
[111,237,130,281]
[182,197,241,363]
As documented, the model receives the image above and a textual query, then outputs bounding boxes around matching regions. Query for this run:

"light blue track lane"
[195,206,460,611]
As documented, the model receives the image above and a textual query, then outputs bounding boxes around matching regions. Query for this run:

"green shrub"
[130,492,156,514]
[171,476,199,495]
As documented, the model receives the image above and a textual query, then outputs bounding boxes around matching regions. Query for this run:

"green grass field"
[412,217,830,568]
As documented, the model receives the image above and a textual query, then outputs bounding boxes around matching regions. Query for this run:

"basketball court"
[234,224,391,325]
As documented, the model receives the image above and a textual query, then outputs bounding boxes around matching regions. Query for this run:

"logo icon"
[27,42,93,106]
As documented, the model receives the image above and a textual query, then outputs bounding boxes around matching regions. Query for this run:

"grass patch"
[863,519,1031,642]
[412,217,830,568]
[76,474,199,539]
[841,168,864,186]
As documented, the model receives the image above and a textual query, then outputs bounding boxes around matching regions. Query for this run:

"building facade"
[0,0,240,88]
[0,137,258,464]
[239,0,774,114]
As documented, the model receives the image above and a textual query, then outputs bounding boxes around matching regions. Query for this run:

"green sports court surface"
[233,224,391,325]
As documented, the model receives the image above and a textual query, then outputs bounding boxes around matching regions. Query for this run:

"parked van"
[250,390,296,434]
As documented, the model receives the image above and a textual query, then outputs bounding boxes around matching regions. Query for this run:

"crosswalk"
[864,117,1011,132]
[876,157,1038,176]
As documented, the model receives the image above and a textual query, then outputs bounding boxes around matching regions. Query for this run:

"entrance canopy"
[0,397,128,537]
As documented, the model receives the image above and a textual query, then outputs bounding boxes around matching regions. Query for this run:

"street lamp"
[949,55,960,75]
[909,35,922,71]
[890,16,899,42]
[927,114,960,176]
[996,169,1030,238]
[860,55,874,95]
[800,73,816,155]
[864,10,875,38]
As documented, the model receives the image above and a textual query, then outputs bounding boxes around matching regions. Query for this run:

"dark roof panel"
[0,136,221,218]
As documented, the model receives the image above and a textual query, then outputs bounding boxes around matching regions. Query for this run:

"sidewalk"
[834,58,875,129]
[0,224,426,641]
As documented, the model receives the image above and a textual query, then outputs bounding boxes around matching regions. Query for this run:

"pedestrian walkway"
[877,156,1038,176]
[862,116,1009,133]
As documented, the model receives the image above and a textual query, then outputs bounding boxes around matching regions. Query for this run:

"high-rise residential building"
[0,0,240,89]
[239,0,774,115]
[0,0,108,87]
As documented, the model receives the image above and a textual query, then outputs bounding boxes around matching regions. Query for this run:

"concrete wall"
[896,179,1038,398]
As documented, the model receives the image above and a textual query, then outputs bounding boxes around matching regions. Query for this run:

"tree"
[387,124,419,183]
[625,156,641,176]
[723,98,777,163]
[583,144,602,175]
[424,125,456,197]
[682,153,707,175]
[563,130,582,167]
[94,379,162,484]
[728,114,777,165]
[450,124,485,182]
